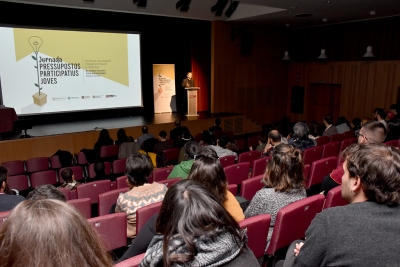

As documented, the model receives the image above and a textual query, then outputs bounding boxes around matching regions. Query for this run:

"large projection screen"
[0,26,143,115]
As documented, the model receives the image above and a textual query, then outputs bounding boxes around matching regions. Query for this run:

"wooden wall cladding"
[287,61,400,123]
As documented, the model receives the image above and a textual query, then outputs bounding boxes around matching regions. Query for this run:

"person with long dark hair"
[140,180,259,267]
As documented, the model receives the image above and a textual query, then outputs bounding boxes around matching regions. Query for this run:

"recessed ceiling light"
[322,0,330,3]
[287,11,292,14]
[286,24,290,27]
[323,18,327,22]
[370,11,376,15]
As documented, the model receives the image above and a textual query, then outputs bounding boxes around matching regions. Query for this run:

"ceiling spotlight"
[323,18,327,22]
[283,51,290,60]
[363,46,374,58]
[176,0,191,12]
[225,1,239,17]
[370,11,376,15]
[211,0,228,16]
[318,49,327,59]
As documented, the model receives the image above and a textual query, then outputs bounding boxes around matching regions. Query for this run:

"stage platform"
[0,112,261,163]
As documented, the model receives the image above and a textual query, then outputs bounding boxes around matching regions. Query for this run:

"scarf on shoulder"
[139,228,247,267]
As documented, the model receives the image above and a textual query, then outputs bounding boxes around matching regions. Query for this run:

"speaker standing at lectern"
[178,72,194,114]
[182,72,195,88]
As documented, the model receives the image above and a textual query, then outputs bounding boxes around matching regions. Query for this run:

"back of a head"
[376,108,387,120]
[362,121,387,144]
[337,116,347,125]
[156,151,168,168]
[142,126,149,134]
[184,141,199,159]
[390,104,399,113]
[268,130,282,143]
[188,146,226,204]
[292,122,309,140]
[0,199,112,267]
[174,120,181,127]
[27,185,67,202]
[352,118,362,128]
[159,130,167,139]
[61,168,73,183]
[264,143,305,192]
[156,180,242,266]
[202,130,214,145]
[117,128,128,141]
[323,115,333,125]
[94,161,106,176]
[125,153,153,186]
[218,134,230,148]
[345,144,400,206]
[98,129,111,142]
[215,118,221,126]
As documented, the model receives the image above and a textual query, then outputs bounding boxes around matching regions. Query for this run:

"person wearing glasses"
[321,121,387,195]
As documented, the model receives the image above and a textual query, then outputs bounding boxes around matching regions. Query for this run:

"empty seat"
[152,166,174,182]
[87,212,127,251]
[306,157,337,189]
[240,175,264,201]
[330,133,343,143]
[238,151,260,166]
[342,130,355,140]
[67,198,91,219]
[113,158,127,177]
[303,146,323,166]
[238,214,271,258]
[30,170,57,188]
[100,144,119,162]
[224,162,250,186]
[251,156,271,177]
[76,180,111,204]
[323,185,349,209]
[7,174,29,191]
[219,155,236,168]
[154,178,182,189]
[315,136,330,147]
[1,160,25,176]
[26,157,50,173]
[321,141,341,159]
[98,187,129,216]
[136,201,162,236]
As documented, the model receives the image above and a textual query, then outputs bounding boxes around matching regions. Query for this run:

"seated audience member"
[176,129,194,149]
[390,103,400,119]
[350,117,362,136]
[244,144,306,250]
[335,116,351,134]
[307,121,320,140]
[153,130,174,154]
[140,180,259,267]
[137,126,155,149]
[0,165,24,212]
[288,122,316,151]
[115,153,167,238]
[322,114,338,137]
[189,146,244,222]
[249,134,267,152]
[58,168,81,190]
[210,134,238,160]
[374,108,388,129]
[276,144,400,267]
[115,128,134,146]
[262,130,282,157]
[321,121,387,195]
[93,161,107,181]
[169,119,185,146]
[27,184,67,202]
[0,199,113,267]
[154,151,172,169]
[168,141,199,179]
[198,130,215,146]
[385,118,400,141]
[94,129,114,159]
[209,117,223,132]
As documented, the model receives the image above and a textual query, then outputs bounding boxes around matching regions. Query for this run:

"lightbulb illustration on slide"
[29,36,47,106]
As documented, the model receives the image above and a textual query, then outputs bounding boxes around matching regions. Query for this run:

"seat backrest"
[114,253,145,267]
[224,162,251,185]
[194,132,203,143]
[211,130,224,140]
[50,155,63,169]
[330,133,344,143]
[238,151,260,165]
[30,170,57,188]
[113,158,127,176]
[7,174,29,191]
[116,176,128,189]
[235,139,246,152]
[219,155,236,168]
[339,138,357,153]
[163,148,180,165]
[227,183,238,195]
[87,213,127,251]
[152,166,174,182]
[342,130,355,140]
[323,185,349,209]
[67,198,92,219]
[247,136,259,149]
[59,166,85,183]
[76,152,88,165]
[321,141,341,159]
[0,211,10,227]
[136,201,162,235]
[303,146,323,166]
[384,140,399,147]
[88,162,112,179]
[58,187,71,201]
[251,156,271,177]
[76,180,111,204]
[306,157,337,189]
[238,214,271,258]
[315,136,330,147]
[1,160,25,176]
[100,145,119,160]
[98,187,129,216]
[26,157,50,173]
[154,178,182,189]
[303,164,310,180]
[265,194,325,256]
[240,175,264,201]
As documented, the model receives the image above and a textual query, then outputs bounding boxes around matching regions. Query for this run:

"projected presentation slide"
[0,26,142,115]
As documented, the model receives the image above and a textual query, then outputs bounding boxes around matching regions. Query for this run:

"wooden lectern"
[185,87,200,116]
